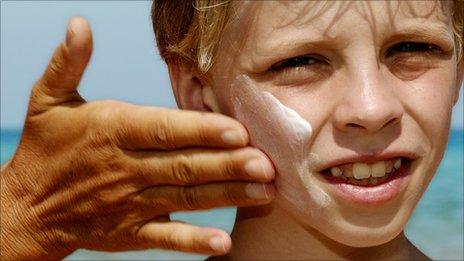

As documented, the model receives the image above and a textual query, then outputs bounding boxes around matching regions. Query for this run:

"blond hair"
[152,0,463,72]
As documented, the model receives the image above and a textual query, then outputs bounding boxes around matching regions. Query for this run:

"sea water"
[1,129,462,260]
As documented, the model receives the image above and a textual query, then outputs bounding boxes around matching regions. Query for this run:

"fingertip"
[223,235,232,253]
[265,182,277,199]
[236,124,250,145]
[242,148,276,181]
[219,117,249,147]
[65,16,93,58]
[221,128,248,147]
[209,232,232,255]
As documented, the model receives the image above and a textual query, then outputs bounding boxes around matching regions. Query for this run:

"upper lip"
[315,151,419,173]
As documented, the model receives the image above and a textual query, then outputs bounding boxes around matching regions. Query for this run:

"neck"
[224,202,428,260]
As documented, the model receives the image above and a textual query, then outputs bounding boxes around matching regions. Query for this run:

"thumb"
[37,16,93,100]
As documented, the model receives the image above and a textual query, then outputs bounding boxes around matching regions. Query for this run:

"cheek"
[226,75,332,216]
[400,68,455,141]
[393,69,455,210]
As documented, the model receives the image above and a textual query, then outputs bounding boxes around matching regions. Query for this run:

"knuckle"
[48,54,68,78]
[223,154,239,179]
[88,101,114,128]
[134,188,167,212]
[91,100,127,123]
[223,183,242,205]
[29,83,46,103]
[157,233,178,251]
[45,50,78,85]
[97,99,127,108]
[171,155,197,184]
[151,114,176,149]
[178,186,200,210]
[93,182,129,207]
[27,84,54,117]
[87,100,127,138]
[168,229,186,251]
[103,152,129,173]
[195,121,212,145]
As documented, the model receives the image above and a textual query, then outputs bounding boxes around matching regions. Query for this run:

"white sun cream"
[230,75,330,214]
[261,91,312,142]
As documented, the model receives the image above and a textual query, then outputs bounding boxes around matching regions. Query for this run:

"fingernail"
[221,129,246,146]
[245,183,273,200]
[245,158,275,179]
[209,236,226,253]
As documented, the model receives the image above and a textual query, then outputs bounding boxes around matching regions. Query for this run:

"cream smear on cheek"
[230,75,331,214]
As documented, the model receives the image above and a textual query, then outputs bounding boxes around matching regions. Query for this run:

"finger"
[111,105,249,149]
[127,147,275,185]
[136,182,276,212]
[31,16,93,110]
[136,221,231,255]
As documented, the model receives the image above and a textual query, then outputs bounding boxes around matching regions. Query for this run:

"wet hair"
[151,0,463,72]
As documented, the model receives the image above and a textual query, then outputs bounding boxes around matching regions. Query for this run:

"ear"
[167,61,206,111]
[167,61,221,112]
[454,57,463,105]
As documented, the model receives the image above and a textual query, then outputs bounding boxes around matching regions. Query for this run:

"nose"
[333,70,404,134]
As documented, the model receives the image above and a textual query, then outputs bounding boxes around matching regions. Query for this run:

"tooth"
[330,167,342,177]
[371,161,386,178]
[353,163,370,179]
[344,167,354,178]
[386,161,393,173]
[393,158,401,169]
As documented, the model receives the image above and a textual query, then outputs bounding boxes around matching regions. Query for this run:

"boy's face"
[204,1,461,246]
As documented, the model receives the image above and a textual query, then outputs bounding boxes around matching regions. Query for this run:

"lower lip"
[322,162,411,204]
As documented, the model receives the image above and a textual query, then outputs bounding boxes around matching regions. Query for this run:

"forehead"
[247,1,451,28]
[225,1,452,49]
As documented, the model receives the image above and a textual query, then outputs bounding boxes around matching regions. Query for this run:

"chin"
[322,219,406,248]
[287,176,419,249]
[310,185,418,248]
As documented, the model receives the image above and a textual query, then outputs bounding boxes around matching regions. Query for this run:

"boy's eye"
[270,55,319,71]
[385,41,441,57]
[385,41,446,81]
[266,54,331,86]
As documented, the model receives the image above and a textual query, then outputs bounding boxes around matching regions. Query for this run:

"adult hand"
[0,17,275,260]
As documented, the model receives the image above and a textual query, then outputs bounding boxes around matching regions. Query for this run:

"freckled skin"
[201,1,462,259]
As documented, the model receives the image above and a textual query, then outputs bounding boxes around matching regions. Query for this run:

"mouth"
[317,156,414,204]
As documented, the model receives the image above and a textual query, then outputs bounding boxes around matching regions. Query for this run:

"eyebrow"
[248,32,347,71]
[257,32,347,57]
[254,22,454,60]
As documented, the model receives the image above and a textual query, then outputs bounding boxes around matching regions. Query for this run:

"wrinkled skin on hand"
[0,17,276,260]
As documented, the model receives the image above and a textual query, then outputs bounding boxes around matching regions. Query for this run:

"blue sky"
[1,1,463,129]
